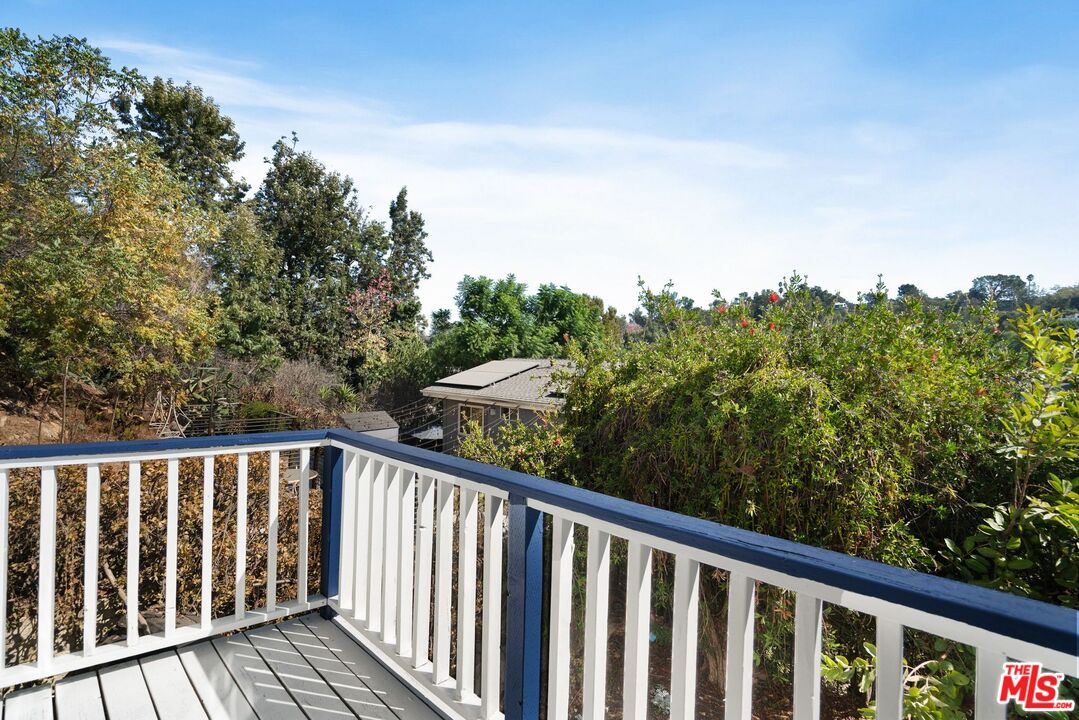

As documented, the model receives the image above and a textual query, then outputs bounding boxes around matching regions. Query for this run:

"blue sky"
[9,1,1079,315]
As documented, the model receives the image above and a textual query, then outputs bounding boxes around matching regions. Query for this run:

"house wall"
[442,399,547,453]
[359,427,399,442]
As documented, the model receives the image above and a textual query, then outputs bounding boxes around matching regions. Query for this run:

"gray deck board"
[4,684,54,720]
[277,619,398,720]
[300,615,437,719]
[53,672,106,720]
[98,659,157,720]
[1,613,444,720]
[178,642,259,720]
[140,651,209,720]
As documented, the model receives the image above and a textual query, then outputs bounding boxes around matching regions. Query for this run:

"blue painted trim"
[0,430,330,462]
[325,429,1079,659]
[504,495,544,720]
[320,445,344,620]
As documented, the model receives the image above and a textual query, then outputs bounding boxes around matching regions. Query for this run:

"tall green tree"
[430,274,615,372]
[385,187,433,329]
[254,135,386,368]
[121,77,247,209]
[1,30,213,394]
[209,204,283,364]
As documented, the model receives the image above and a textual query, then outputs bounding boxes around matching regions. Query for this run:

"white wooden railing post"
[792,593,823,720]
[623,541,652,720]
[367,461,386,633]
[201,456,214,628]
[457,486,479,700]
[37,466,57,669]
[671,555,701,719]
[582,527,611,720]
[126,461,140,646]
[396,470,416,658]
[0,467,8,671]
[83,464,100,655]
[412,474,435,669]
[975,649,1006,719]
[875,619,904,720]
[265,451,278,614]
[165,457,179,635]
[338,451,357,613]
[547,517,574,720]
[725,572,756,720]
[297,448,310,603]
[432,478,454,684]
[480,494,505,719]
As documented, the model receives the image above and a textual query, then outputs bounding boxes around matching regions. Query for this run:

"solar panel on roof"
[434,359,541,388]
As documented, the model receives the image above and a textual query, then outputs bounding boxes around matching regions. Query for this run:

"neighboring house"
[340,410,399,441]
[421,358,571,452]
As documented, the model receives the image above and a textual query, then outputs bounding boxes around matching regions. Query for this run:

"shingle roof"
[340,410,399,432]
[421,359,573,408]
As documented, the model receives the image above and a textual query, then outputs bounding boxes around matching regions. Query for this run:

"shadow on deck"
[2,614,445,720]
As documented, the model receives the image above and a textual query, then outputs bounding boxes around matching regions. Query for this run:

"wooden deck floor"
[2,614,445,720]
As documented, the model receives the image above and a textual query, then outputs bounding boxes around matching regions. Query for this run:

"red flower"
[740,317,749,328]
[553,436,563,446]
[768,291,780,303]
[768,322,776,331]
[716,304,728,315]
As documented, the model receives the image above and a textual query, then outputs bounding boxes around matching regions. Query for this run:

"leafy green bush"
[240,400,283,419]
[564,276,1017,567]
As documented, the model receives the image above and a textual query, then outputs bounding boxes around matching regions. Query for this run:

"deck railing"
[1,429,1076,720]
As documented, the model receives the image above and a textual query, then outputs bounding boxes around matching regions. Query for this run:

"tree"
[254,135,386,368]
[385,187,433,329]
[898,283,926,301]
[121,77,247,209]
[430,275,615,372]
[209,204,283,364]
[969,274,1030,310]
[1,31,213,395]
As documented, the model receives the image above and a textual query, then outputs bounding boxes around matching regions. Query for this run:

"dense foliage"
[429,274,621,373]
[565,277,1018,568]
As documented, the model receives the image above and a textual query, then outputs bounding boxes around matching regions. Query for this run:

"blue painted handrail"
[3,429,1077,661]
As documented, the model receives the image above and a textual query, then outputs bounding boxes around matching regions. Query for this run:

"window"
[459,405,483,434]
[500,406,519,424]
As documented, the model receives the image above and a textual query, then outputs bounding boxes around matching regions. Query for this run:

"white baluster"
[382,465,401,644]
[352,455,371,622]
[0,467,8,670]
[233,454,247,620]
[547,517,574,720]
[793,593,823,720]
[201,456,214,627]
[480,494,504,719]
[338,451,357,612]
[875,619,904,720]
[127,461,140,645]
[412,474,435,669]
[725,572,756,720]
[366,461,386,632]
[164,458,179,636]
[265,452,278,613]
[457,486,479,700]
[396,470,417,658]
[623,541,652,720]
[432,479,454,684]
[38,466,57,668]
[975,648,1006,719]
[670,555,700,719]
[83,464,100,655]
[298,448,310,603]
[582,527,611,720]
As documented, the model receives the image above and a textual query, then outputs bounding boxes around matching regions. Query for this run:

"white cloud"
[99,39,1079,315]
